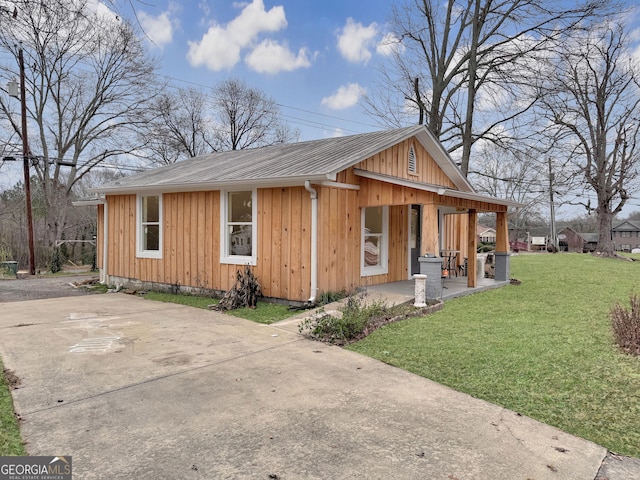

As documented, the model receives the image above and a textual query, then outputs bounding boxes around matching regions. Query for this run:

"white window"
[361,206,388,276]
[137,194,162,259]
[408,144,417,174]
[221,190,257,265]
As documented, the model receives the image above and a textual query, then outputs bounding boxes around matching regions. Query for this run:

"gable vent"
[408,144,417,173]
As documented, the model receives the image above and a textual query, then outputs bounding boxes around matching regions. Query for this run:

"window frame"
[136,193,163,259]
[220,189,258,266]
[361,206,389,276]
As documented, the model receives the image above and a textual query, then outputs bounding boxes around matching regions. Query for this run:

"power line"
[155,72,378,134]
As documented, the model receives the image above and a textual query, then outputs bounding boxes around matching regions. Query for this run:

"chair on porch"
[458,257,468,277]
[440,251,458,279]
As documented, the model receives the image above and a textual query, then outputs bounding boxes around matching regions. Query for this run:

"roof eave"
[71,197,105,206]
[89,174,332,195]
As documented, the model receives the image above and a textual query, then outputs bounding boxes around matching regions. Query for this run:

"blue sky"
[128,0,398,140]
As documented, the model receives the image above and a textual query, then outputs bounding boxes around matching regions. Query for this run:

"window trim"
[361,206,389,276]
[136,193,163,259]
[220,189,257,266]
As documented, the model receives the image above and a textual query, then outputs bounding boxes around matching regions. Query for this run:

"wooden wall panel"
[317,185,360,295]
[255,186,311,301]
[354,137,456,188]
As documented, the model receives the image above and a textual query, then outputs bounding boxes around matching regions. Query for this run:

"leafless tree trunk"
[538,22,640,255]
[139,87,218,166]
[0,0,158,250]
[212,78,299,151]
[363,0,615,176]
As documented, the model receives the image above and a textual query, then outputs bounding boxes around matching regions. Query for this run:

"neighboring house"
[611,220,640,252]
[86,125,520,304]
[557,227,598,253]
[477,224,496,243]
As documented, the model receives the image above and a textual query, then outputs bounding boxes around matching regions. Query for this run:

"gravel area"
[0,274,102,302]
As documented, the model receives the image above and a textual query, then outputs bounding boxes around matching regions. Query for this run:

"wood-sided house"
[87,125,519,304]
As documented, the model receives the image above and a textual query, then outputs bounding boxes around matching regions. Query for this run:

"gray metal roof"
[92,125,474,194]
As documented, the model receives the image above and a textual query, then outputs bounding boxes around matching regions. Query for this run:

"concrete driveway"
[0,294,611,479]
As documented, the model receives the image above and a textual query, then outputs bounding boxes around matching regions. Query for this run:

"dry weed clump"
[610,294,640,356]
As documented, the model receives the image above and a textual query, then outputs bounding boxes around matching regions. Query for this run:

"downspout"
[102,200,109,285]
[304,181,318,304]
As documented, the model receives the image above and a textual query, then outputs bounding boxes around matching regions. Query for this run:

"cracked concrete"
[0,294,632,479]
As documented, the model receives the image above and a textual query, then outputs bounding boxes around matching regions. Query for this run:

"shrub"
[50,246,63,273]
[316,289,349,306]
[299,293,389,345]
[610,294,640,356]
[213,266,262,311]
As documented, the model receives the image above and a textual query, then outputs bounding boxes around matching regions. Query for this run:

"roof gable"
[92,126,473,194]
[612,220,640,231]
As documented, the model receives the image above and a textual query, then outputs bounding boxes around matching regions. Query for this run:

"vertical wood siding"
[352,137,456,188]
[316,185,360,294]
[105,188,313,302]
[256,187,312,302]
[315,184,410,292]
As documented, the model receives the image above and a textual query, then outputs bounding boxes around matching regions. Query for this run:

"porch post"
[494,210,511,282]
[496,210,509,252]
[467,209,477,287]
[421,203,439,256]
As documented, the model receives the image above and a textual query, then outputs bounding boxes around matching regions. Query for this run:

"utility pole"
[18,44,36,275]
[3,6,36,274]
[548,157,558,254]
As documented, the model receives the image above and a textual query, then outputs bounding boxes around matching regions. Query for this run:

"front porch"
[365,275,510,304]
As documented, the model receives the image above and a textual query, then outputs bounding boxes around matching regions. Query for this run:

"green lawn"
[0,359,25,455]
[349,253,640,458]
[142,291,295,324]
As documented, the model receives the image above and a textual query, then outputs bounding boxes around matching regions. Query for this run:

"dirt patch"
[3,368,20,390]
[0,274,101,302]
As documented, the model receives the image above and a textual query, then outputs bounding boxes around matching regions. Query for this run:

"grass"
[0,360,25,456]
[142,291,295,324]
[348,253,640,458]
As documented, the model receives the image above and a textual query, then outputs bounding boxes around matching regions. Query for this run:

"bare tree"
[140,87,217,166]
[363,0,615,176]
[212,78,299,151]
[470,143,550,243]
[471,145,545,212]
[0,0,159,249]
[538,22,640,255]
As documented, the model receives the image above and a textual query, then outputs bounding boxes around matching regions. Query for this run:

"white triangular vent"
[408,144,417,173]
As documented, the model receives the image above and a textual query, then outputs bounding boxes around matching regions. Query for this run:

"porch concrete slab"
[0,295,617,479]
[366,276,510,301]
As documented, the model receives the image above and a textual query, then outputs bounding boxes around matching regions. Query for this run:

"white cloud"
[139,11,174,47]
[187,0,287,71]
[245,40,312,74]
[376,32,404,57]
[321,83,365,110]
[337,18,378,64]
[327,127,346,138]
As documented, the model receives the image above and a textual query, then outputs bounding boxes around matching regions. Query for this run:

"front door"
[410,205,421,275]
